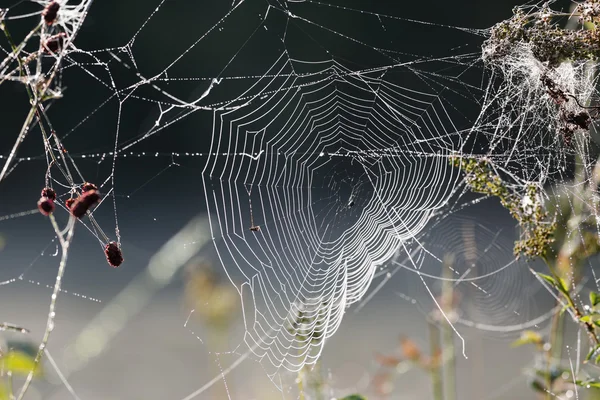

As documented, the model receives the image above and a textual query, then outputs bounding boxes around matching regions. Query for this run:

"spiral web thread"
[1,0,598,397]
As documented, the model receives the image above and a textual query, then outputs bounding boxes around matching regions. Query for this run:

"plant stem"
[15,216,75,400]
[544,305,564,400]
[428,320,444,400]
[549,309,565,363]
[6,371,12,400]
[298,367,305,400]
[442,261,456,400]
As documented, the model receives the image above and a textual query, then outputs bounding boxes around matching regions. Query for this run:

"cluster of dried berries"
[37,182,123,267]
[483,3,600,66]
[70,190,100,218]
[104,241,124,268]
[577,0,600,25]
[38,187,56,216]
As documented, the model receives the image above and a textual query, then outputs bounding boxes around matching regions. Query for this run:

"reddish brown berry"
[38,197,55,216]
[42,1,59,25]
[104,241,124,268]
[41,187,56,201]
[65,198,76,210]
[81,182,98,193]
[70,190,100,218]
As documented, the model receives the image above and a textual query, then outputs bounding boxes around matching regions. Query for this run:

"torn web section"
[202,54,467,372]
[469,41,600,190]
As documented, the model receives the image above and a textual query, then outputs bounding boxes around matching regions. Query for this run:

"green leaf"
[591,292,600,308]
[579,315,600,327]
[585,345,600,362]
[577,379,600,388]
[585,21,597,31]
[530,380,546,393]
[1,350,42,377]
[339,396,367,400]
[581,315,594,324]
[6,340,37,359]
[557,277,570,297]
[511,330,543,347]
[537,273,556,287]
[537,273,570,297]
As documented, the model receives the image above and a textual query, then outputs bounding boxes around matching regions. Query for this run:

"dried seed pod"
[41,187,56,201]
[65,198,76,210]
[70,190,100,218]
[104,241,124,268]
[81,182,98,193]
[38,197,55,216]
[42,1,59,25]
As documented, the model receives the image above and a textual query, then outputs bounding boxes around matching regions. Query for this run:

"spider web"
[0,0,597,398]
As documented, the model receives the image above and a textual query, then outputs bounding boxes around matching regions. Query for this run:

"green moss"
[451,157,555,258]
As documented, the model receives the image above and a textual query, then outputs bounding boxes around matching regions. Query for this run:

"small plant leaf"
[5,340,37,359]
[530,380,547,393]
[579,315,600,327]
[537,273,556,287]
[591,292,600,308]
[557,277,570,297]
[581,315,594,324]
[511,330,543,347]
[585,21,597,31]
[339,396,367,400]
[1,350,41,377]
[577,379,600,388]
[585,345,600,363]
